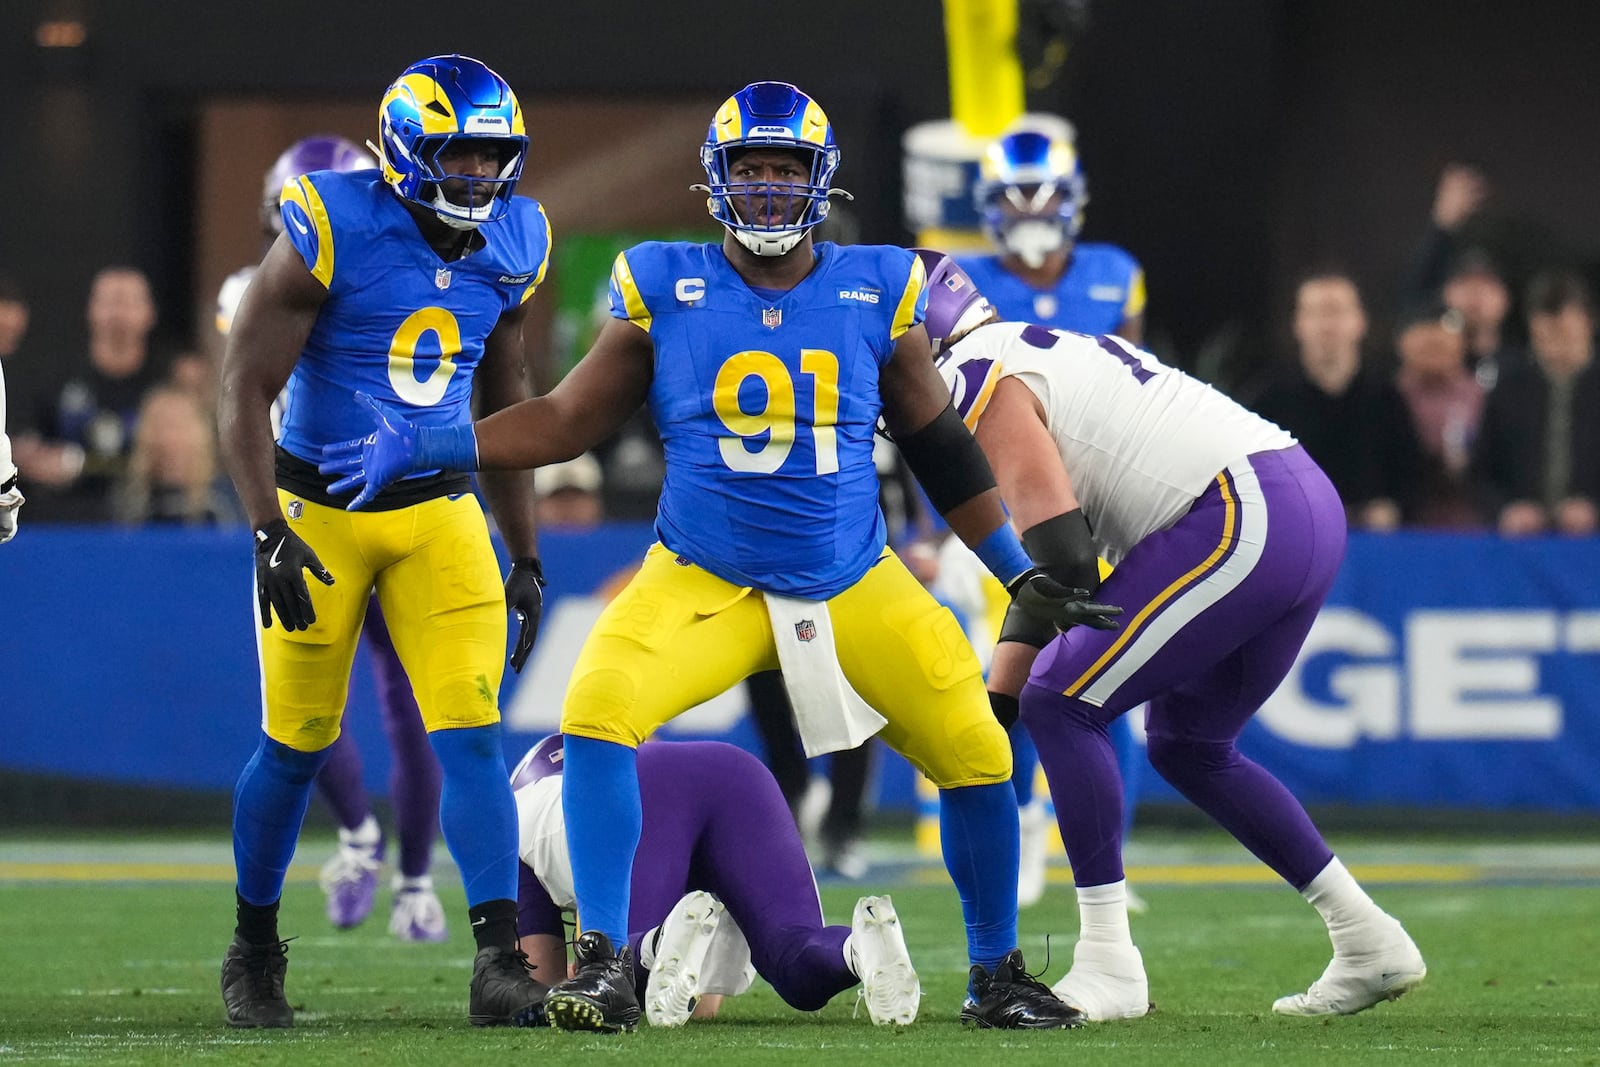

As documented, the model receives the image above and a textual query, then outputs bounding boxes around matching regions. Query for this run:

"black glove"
[1005,568,1123,634]
[254,519,334,631]
[505,557,545,673]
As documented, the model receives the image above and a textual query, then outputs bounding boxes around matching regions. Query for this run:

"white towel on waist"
[764,593,887,758]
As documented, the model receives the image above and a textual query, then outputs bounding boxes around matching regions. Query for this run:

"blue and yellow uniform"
[560,241,1007,788]
[956,242,1144,336]
[266,168,551,748]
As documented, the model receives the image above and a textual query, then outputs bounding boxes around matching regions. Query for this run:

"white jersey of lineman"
[945,322,1295,566]
[215,265,288,437]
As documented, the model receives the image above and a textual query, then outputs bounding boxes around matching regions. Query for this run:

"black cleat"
[221,935,293,1029]
[469,945,549,1027]
[544,931,641,1033]
[961,948,1086,1030]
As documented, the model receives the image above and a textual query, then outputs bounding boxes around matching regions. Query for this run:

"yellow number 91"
[713,349,840,475]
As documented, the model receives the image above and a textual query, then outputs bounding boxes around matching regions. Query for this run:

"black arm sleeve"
[1021,510,1101,592]
[894,403,998,515]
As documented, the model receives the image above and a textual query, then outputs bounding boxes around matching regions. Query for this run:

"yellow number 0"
[712,349,840,475]
[387,307,463,406]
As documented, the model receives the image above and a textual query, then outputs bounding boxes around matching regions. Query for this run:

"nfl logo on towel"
[435,268,452,290]
[794,619,816,642]
[763,307,782,329]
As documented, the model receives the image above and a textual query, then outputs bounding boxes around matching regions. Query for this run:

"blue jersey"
[276,169,551,463]
[955,242,1144,335]
[609,241,927,599]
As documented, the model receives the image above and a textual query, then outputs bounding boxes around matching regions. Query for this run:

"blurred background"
[3,0,1599,855]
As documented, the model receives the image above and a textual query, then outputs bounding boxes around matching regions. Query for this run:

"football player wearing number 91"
[912,249,1426,1022]
[217,54,551,1029]
[319,80,1120,1033]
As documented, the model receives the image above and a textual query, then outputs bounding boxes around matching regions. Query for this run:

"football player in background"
[915,249,1425,1023]
[0,357,22,544]
[512,735,917,1028]
[947,122,1148,910]
[216,54,548,1029]
[320,80,1120,1033]
[956,122,1144,342]
[218,135,450,944]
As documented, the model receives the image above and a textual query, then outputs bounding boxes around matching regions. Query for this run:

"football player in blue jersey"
[216,55,550,1029]
[219,135,451,944]
[956,124,1145,343]
[320,81,1122,1033]
[951,123,1150,911]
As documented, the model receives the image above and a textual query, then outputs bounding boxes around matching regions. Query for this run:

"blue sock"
[561,735,641,946]
[938,781,1019,973]
[233,735,329,905]
[1110,714,1143,840]
[1009,727,1039,807]
[430,723,519,908]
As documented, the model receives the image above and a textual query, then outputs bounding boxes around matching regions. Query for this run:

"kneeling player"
[513,737,919,1027]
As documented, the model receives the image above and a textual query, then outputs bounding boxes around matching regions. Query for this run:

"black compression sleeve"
[1020,510,1100,592]
[895,404,997,515]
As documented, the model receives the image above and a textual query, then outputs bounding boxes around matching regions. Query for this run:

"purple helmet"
[508,734,565,791]
[261,135,376,234]
[911,248,998,358]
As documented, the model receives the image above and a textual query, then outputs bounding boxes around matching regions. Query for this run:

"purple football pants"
[1021,446,1345,892]
[621,742,856,1011]
[313,596,442,879]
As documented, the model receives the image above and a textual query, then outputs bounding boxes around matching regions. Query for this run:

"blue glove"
[318,392,478,511]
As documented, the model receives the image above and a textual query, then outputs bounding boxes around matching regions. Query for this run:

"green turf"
[3,861,1598,1066]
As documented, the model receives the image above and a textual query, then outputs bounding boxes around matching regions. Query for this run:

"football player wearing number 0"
[914,249,1426,1022]
[217,54,550,1029]
[320,81,1120,1033]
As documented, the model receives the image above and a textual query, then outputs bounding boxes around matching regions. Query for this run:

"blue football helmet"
[262,135,375,235]
[976,128,1088,268]
[695,81,847,256]
[374,54,527,230]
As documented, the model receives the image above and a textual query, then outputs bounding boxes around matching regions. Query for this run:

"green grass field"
[3,833,1598,1065]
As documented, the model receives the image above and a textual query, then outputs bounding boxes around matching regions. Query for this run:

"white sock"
[393,874,433,894]
[341,814,381,847]
[638,926,660,971]
[1302,857,1387,951]
[1076,880,1133,946]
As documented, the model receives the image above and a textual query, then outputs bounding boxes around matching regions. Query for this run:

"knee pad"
[562,664,648,746]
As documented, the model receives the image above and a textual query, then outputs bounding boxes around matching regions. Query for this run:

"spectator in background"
[534,452,604,529]
[1252,272,1421,530]
[1442,251,1523,390]
[1470,271,1600,536]
[1393,302,1485,529]
[11,267,167,522]
[114,385,241,526]
[1401,164,1524,390]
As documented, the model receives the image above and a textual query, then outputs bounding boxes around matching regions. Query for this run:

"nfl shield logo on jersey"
[286,500,303,520]
[794,618,816,642]
[763,307,783,329]
[435,268,452,290]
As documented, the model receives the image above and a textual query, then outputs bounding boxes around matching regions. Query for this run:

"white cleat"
[645,891,725,1027]
[1050,940,1150,1021]
[1017,800,1050,908]
[389,878,448,943]
[850,895,920,1025]
[1273,919,1426,1017]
